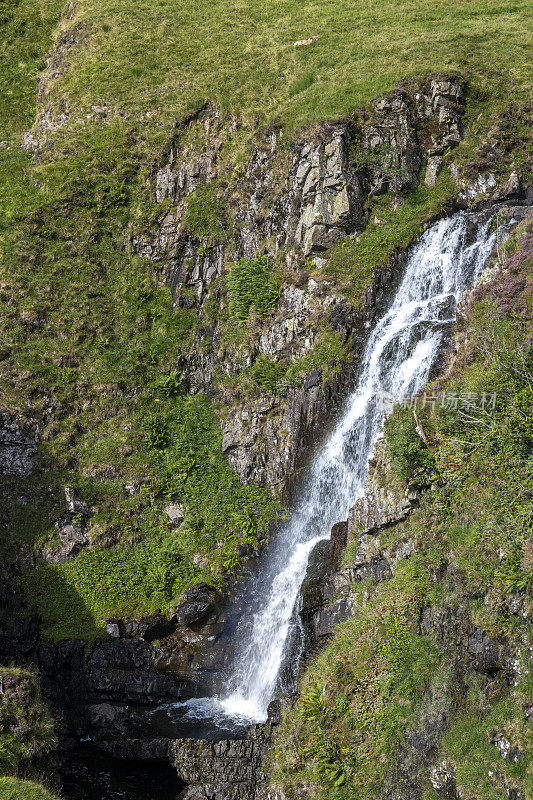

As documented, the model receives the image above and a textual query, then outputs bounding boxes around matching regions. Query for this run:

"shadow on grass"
[18,561,104,642]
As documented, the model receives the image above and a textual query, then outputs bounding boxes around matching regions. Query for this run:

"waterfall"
[178,211,498,729]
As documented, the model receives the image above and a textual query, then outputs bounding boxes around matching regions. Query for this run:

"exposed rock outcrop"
[299,436,420,644]
[0,582,234,755]
[170,725,273,800]
[0,409,39,476]
[128,76,468,500]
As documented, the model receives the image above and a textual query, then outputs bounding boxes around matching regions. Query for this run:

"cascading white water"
[178,211,499,729]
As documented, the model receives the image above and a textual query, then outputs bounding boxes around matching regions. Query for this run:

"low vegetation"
[0,0,530,741]
[32,0,531,136]
[184,185,228,242]
[0,778,60,800]
[0,669,56,778]
[19,393,280,639]
[227,255,282,322]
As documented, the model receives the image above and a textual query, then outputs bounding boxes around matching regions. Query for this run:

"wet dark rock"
[170,723,274,800]
[421,605,512,679]
[329,520,348,569]
[303,369,322,390]
[299,539,331,619]
[102,736,172,762]
[125,612,177,643]
[0,408,39,476]
[84,702,130,733]
[267,698,283,726]
[172,583,221,628]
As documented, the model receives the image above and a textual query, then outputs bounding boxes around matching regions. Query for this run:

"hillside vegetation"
[0,0,531,641]
[0,777,60,800]
[0,668,56,792]
[13,0,532,133]
[0,1,531,798]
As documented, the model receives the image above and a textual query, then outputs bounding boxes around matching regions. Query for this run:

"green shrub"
[227,255,281,322]
[384,405,436,481]
[142,414,171,449]
[154,370,182,397]
[184,185,228,242]
[0,669,56,775]
[285,330,350,385]
[250,355,287,392]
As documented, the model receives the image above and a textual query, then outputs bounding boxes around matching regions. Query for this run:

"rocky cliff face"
[131,77,468,500]
[300,436,421,647]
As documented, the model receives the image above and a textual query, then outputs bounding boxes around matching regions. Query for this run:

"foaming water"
[176,212,498,728]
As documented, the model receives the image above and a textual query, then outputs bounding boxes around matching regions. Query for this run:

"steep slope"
[0,0,532,797]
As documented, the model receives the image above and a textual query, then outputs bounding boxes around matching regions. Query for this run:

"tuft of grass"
[227,255,282,323]
[0,668,56,776]
[0,0,64,144]
[184,184,228,242]
[0,777,60,800]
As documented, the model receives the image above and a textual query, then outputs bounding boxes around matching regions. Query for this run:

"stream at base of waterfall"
[170,212,500,733]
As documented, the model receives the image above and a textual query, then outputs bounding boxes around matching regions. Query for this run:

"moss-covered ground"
[0,668,56,780]
[0,778,60,800]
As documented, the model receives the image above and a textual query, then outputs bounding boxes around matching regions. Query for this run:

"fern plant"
[300,682,323,721]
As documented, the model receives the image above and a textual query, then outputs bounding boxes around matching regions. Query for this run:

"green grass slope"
[40,0,531,131]
[0,777,59,800]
